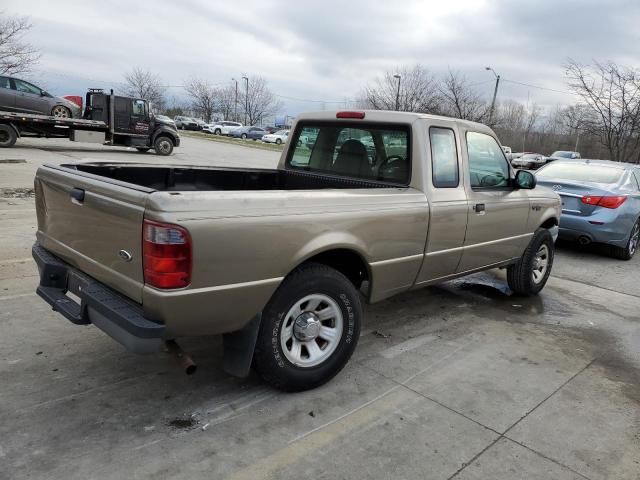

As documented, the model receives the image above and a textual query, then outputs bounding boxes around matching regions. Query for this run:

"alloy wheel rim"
[52,106,69,118]
[629,223,640,256]
[280,294,343,367]
[158,140,171,154]
[531,244,549,284]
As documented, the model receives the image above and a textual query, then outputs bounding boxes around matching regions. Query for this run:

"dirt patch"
[0,188,35,198]
[168,414,199,430]
[0,159,26,164]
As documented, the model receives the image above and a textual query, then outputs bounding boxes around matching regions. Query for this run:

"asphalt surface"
[1,137,639,480]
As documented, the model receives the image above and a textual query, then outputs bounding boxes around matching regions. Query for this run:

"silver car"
[536,160,640,259]
[0,75,81,118]
[511,152,546,170]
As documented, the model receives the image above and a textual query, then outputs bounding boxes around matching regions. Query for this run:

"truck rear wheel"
[507,228,554,296]
[0,124,17,148]
[253,263,361,391]
[153,136,174,156]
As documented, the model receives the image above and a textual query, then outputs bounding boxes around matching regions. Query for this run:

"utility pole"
[393,74,402,111]
[242,76,249,125]
[232,78,238,122]
[485,67,500,125]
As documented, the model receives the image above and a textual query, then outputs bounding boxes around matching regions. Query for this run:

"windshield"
[287,122,410,184]
[275,130,288,135]
[551,151,573,158]
[537,163,624,184]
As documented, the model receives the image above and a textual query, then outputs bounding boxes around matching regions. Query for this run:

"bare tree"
[439,69,489,121]
[240,76,283,125]
[0,13,40,75]
[216,85,236,121]
[358,64,440,113]
[123,68,166,109]
[184,77,217,122]
[566,59,640,162]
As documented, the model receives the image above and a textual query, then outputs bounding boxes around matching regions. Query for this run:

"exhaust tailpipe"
[164,340,197,375]
[577,236,591,246]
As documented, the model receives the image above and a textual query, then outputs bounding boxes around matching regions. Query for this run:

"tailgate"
[34,165,151,303]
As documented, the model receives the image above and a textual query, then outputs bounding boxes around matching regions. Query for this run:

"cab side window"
[430,127,458,187]
[466,131,510,188]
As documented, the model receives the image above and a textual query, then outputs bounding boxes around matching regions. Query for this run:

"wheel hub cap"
[293,312,321,341]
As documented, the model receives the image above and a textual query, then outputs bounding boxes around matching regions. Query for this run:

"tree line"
[358,62,640,162]
[122,68,283,125]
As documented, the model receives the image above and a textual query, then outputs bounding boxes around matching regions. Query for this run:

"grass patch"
[180,131,285,152]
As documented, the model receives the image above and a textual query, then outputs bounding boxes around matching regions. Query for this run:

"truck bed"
[65,163,399,191]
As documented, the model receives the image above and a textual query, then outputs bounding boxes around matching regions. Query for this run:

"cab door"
[457,130,531,272]
[416,124,468,284]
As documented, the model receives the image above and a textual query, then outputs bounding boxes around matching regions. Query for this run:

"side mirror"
[515,170,536,189]
[41,91,48,97]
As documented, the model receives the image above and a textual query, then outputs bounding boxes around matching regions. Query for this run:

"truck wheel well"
[540,218,558,229]
[301,249,369,289]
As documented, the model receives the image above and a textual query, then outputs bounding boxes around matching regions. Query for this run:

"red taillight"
[336,111,365,119]
[580,195,627,209]
[143,219,191,289]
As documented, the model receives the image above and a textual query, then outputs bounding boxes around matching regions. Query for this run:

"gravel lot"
[1,137,639,480]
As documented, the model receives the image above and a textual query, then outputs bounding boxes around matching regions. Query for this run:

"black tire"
[136,147,150,153]
[507,228,554,296]
[611,219,640,260]
[0,124,17,148]
[153,135,174,156]
[253,263,362,392]
[214,129,222,135]
[275,138,282,145]
[241,133,247,140]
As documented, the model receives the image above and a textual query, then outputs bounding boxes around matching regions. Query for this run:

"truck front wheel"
[253,263,362,391]
[507,228,554,296]
[0,125,17,148]
[153,136,174,156]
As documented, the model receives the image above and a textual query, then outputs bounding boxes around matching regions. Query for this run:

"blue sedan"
[230,126,267,140]
[536,160,640,259]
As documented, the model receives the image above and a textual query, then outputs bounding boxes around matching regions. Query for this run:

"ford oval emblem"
[118,250,133,262]
[552,185,563,191]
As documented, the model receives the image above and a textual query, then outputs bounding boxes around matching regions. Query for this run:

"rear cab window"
[287,122,411,184]
[430,127,459,187]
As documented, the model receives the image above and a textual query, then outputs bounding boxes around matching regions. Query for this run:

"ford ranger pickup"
[32,110,561,391]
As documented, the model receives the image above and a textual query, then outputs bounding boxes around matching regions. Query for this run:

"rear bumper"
[33,242,165,353]
[558,214,630,247]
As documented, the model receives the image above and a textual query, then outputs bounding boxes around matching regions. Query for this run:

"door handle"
[473,203,485,214]
[70,188,85,205]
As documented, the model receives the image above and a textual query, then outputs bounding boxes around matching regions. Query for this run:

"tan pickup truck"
[33,110,561,391]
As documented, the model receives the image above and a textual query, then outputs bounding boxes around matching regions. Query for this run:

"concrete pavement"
[0,137,638,480]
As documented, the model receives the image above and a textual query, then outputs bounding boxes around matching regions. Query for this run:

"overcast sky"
[5,0,640,116]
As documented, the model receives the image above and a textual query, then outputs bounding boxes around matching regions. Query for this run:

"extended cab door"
[457,130,531,272]
[416,123,468,283]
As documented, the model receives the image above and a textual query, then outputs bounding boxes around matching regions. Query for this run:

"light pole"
[232,78,238,122]
[242,76,249,125]
[485,66,500,125]
[393,74,401,111]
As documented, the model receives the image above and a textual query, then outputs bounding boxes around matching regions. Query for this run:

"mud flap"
[222,314,262,378]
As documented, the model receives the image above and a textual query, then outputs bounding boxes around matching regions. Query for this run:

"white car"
[261,130,289,144]
[202,121,242,135]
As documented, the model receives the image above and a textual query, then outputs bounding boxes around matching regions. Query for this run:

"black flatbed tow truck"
[0,89,180,155]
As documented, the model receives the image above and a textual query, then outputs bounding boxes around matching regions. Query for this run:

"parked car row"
[508,150,582,170]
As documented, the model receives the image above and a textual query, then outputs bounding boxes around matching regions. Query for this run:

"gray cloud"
[4,0,639,114]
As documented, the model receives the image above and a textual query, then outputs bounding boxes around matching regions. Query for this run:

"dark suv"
[0,75,81,118]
